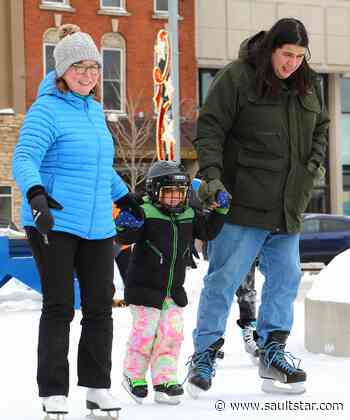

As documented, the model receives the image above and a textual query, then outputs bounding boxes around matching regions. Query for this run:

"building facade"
[0,0,196,228]
[0,0,25,228]
[196,0,350,215]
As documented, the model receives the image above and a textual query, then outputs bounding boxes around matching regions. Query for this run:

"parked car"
[299,213,350,264]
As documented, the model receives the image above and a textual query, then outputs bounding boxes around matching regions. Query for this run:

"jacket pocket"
[297,93,321,159]
[145,240,164,265]
[291,161,315,215]
[233,146,286,210]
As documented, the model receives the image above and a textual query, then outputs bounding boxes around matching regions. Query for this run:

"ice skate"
[42,395,68,420]
[241,321,259,365]
[186,337,224,398]
[86,388,121,419]
[259,332,306,395]
[121,375,148,404]
[154,382,184,405]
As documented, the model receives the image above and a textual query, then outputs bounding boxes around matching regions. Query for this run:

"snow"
[1,259,350,419]
[307,249,350,303]
[0,228,26,238]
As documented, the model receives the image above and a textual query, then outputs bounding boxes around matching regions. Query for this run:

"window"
[44,44,56,75]
[102,49,123,112]
[155,0,168,13]
[0,187,12,222]
[101,0,122,8]
[199,68,219,107]
[321,219,350,233]
[301,218,320,234]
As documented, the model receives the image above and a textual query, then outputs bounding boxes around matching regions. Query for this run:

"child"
[114,161,229,405]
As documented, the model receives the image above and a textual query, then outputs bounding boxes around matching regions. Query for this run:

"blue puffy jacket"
[13,71,128,239]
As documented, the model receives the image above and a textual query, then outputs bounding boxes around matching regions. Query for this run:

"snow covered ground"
[0,258,349,419]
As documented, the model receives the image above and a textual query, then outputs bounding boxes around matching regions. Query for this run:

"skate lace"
[182,350,217,384]
[264,341,301,375]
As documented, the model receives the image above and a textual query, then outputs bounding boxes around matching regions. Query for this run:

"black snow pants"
[25,227,115,397]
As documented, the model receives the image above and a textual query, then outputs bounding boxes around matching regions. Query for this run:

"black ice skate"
[259,331,306,395]
[42,396,68,420]
[86,388,121,419]
[154,382,184,405]
[121,375,148,404]
[186,337,224,398]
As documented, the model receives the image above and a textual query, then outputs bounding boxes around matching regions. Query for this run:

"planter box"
[305,297,350,357]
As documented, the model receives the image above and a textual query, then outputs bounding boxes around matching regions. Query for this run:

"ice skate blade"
[186,382,203,399]
[249,354,259,366]
[261,379,306,395]
[121,378,144,404]
[154,392,180,405]
[44,414,66,420]
[86,409,120,420]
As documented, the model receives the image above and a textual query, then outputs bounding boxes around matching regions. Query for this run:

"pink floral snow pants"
[123,297,184,385]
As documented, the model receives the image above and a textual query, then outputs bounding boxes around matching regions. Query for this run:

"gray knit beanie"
[54,24,102,77]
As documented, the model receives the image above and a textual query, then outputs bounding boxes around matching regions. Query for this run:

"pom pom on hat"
[58,23,81,40]
[54,24,101,77]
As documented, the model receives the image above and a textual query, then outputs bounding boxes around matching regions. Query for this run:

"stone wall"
[0,113,24,229]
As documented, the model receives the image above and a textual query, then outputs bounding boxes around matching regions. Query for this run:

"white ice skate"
[86,388,121,420]
[241,322,259,365]
[42,395,68,420]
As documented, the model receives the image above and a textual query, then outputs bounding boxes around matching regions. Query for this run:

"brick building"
[0,0,196,228]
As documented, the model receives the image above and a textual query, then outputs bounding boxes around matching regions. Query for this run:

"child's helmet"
[146,160,190,213]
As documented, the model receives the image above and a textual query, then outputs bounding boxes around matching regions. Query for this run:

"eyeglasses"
[71,63,101,75]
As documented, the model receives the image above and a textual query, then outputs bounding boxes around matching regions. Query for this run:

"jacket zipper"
[145,240,163,264]
[85,100,101,237]
[166,216,178,297]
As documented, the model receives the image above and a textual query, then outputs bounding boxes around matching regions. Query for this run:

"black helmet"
[146,160,190,214]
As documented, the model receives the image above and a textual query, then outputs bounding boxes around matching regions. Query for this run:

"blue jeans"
[193,223,302,352]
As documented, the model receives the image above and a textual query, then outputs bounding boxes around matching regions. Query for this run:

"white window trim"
[154,0,168,15]
[40,0,75,12]
[0,186,13,222]
[102,47,126,114]
[43,43,56,76]
[100,0,124,11]
[42,0,70,6]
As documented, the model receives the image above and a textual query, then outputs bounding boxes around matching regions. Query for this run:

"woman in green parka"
[186,18,330,397]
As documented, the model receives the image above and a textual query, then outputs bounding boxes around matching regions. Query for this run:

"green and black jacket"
[115,200,226,309]
[194,32,330,233]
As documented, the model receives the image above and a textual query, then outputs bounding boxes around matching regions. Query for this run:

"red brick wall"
[23,0,196,116]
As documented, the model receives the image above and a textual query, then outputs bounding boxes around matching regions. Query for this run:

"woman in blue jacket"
[12,24,141,418]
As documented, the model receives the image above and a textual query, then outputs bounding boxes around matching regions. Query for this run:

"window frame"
[100,0,123,10]
[101,47,125,114]
[154,0,168,14]
[43,42,56,76]
[41,0,70,6]
[0,186,13,223]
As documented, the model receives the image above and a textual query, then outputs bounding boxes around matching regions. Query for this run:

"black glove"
[27,186,63,235]
[114,193,144,220]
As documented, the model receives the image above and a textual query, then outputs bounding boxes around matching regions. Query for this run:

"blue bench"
[0,236,81,308]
